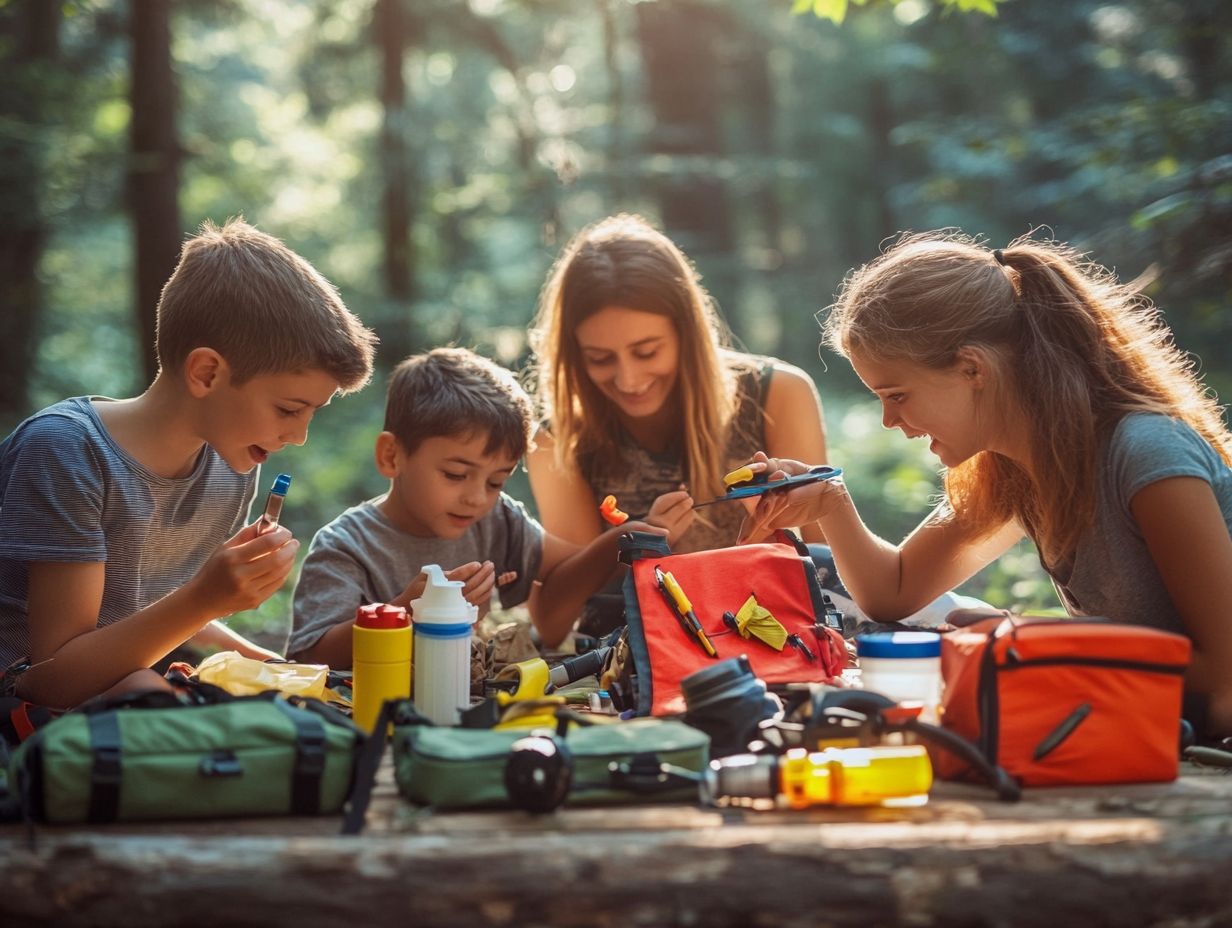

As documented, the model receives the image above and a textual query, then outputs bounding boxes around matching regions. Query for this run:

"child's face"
[850,350,992,468]
[379,431,518,539]
[575,306,681,421]
[203,367,340,473]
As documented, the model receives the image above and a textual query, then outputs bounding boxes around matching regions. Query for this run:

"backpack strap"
[341,698,431,835]
[618,531,672,565]
[273,699,328,815]
[86,711,123,823]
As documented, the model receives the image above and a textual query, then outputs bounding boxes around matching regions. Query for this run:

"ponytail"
[830,230,1232,568]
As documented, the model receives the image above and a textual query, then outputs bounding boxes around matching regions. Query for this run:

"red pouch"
[618,531,847,716]
[937,616,1191,786]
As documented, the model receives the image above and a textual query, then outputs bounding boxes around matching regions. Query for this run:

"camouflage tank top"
[576,358,772,635]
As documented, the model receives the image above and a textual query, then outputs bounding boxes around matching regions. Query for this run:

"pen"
[257,473,292,534]
[654,567,717,658]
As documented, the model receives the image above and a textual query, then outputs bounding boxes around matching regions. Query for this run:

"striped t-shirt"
[0,397,258,666]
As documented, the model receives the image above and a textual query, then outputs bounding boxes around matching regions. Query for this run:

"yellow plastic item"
[492,658,552,701]
[778,745,933,808]
[492,695,568,730]
[734,594,788,650]
[723,465,757,488]
[352,607,413,734]
[195,651,329,699]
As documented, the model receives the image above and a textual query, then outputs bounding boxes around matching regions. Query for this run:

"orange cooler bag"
[937,616,1190,787]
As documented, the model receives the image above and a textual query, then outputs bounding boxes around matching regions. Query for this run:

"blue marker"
[258,473,292,534]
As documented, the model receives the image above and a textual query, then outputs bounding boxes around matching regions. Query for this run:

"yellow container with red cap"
[352,603,412,733]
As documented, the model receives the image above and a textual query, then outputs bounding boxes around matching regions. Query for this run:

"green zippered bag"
[393,715,709,810]
[10,695,364,823]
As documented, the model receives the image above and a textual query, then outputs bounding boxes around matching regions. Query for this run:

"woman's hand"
[738,452,846,543]
[646,486,695,545]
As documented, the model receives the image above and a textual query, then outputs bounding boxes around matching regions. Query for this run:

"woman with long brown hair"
[527,214,830,636]
[742,231,1232,736]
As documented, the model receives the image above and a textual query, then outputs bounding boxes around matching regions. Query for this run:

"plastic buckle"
[199,750,243,778]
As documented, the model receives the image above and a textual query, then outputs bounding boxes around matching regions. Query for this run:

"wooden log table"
[1,759,1230,927]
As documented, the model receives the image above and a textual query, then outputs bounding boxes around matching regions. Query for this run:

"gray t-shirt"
[288,495,544,656]
[1049,412,1232,635]
[0,397,258,667]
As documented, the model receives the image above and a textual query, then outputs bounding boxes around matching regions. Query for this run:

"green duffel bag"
[392,712,710,810]
[10,694,364,823]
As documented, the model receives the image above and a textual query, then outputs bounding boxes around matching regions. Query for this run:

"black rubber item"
[504,733,574,813]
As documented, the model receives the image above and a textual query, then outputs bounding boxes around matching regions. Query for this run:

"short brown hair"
[155,218,377,392]
[384,347,533,459]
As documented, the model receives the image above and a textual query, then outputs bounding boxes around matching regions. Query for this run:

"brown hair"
[155,218,377,392]
[529,214,738,503]
[825,230,1232,566]
[384,347,533,460]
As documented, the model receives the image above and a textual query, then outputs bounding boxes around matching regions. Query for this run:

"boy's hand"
[395,571,429,608]
[187,522,299,617]
[395,562,503,614]
[619,520,669,539]
[646,486,695,545]
[448,560,497,609]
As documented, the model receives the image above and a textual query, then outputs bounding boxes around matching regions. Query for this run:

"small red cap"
[355,603,409,629]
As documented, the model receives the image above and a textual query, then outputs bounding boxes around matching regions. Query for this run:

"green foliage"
[793,0,1004,25]
[9,0,1229,644]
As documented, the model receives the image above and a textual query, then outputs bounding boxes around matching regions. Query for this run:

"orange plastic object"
[599,494,629,525]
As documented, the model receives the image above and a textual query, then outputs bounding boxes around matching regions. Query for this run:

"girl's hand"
[646,486,695,545]
[738,452,845,543]
[187,522,300,617]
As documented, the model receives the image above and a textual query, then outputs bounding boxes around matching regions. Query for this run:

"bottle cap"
[411,564,478,625]
[271,473,292,496]
[355,603,409,629]
[855,631,941,659]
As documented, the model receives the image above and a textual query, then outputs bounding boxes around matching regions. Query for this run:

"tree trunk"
[0,2,59,429]
[634,0,734,261]
[598,0,626,202]
[129,0,182,385]
[375,0,416,362]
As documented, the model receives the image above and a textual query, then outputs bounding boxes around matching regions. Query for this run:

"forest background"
[2,0,1229,650]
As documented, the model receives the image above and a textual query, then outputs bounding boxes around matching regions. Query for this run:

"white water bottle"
[412,564,477,726]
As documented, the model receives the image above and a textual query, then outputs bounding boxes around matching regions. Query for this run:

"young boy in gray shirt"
[0,219,377,710]
[289,347,661,666]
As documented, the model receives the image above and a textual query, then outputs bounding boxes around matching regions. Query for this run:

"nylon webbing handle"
[274,699,327,815]
[86,712,123,823]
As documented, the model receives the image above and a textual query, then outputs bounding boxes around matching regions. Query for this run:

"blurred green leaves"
[793,0,1003,25]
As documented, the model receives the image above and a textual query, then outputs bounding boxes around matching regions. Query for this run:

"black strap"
[86,711,123,823]
[341,698,417,835]
[273,699,327,815]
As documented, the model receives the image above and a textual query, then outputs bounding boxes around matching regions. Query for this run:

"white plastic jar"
[855,632,943,724]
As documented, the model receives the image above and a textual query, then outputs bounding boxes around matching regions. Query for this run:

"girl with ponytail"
[741,231,1232,736]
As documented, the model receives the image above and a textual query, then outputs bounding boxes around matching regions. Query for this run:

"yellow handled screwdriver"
[654,567,718,658]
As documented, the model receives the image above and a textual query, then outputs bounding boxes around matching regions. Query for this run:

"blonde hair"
[825,230,1232,566]
[529,214,738,502]
[156,218,377,392]
[385,347,533,459]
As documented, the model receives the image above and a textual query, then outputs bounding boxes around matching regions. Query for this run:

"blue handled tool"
[692,465,842,508]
